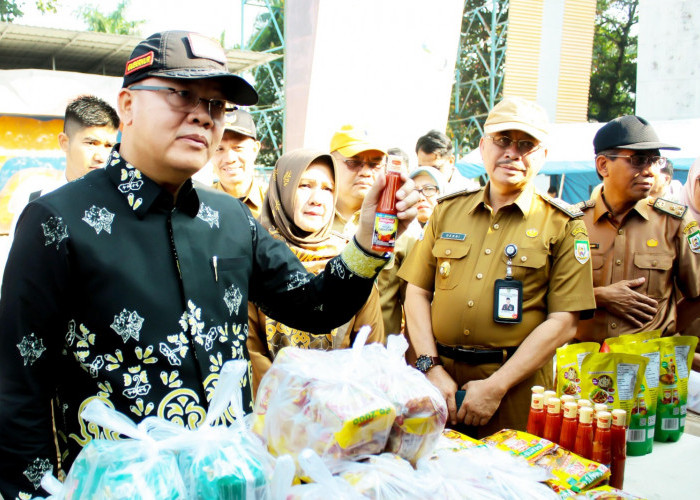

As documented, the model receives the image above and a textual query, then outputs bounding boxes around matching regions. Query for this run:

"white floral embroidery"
[65,319,77,346]
[287,270,311,290]
[223,285,243,315]
[41,216,68,249]
[159,332,189,366]
[86,355,104,378]
[17,333,46,366]
[110,309,144,343]
[82,205,115,234]
[184,301,205,338]
[118,163,144,210]
[195,327,219,351]
[23,457,52,490]
[197,203,220,228]
[329,259,346,279]
[122,367,151,399]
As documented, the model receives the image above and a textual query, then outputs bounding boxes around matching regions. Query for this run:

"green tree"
[78,0,143,35]
[588,0,638,121]
[1,0,57,22]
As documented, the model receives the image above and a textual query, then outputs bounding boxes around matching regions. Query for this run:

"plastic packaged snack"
[600,330,661,353]
[251,340,395,466]
[431,429,485,454]
[361,335,447,463]
[534,446,609,495]
[605,337,661,455]
[571,484,645,499]
[149,360,275,499]
[61,400,186,499]
[285,449,365,500]
[556,343,600,399]
[654,335,698,442]
[579,353,648,419]
[481,429,556,463]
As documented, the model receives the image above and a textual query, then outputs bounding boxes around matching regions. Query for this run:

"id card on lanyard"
[493,243,523,324]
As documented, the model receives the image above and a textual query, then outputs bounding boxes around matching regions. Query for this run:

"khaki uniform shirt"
[398,184,595,435]
[575,192,700,343]
[212,177,267,219]
[332,209,361,238]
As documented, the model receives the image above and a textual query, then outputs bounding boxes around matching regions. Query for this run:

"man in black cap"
[0,31,417,497]
[211,109,267,218]
[575,115,700,343]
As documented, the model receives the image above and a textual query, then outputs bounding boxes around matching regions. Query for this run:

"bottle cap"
[612,409,627,426]
[577,399,592,408]
[386,154,404,173]
[531,385,545,394]
[531,393,544,410]
[579,406,593,424]
[563,402,578,419]
[543,390,557,402]
[547,397,561,414]
[594,403,608,413]
[561,395,576,404]
[597,411,612,428]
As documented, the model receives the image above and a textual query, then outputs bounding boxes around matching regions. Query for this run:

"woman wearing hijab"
[680,158,700,222]
[247,149,385,394]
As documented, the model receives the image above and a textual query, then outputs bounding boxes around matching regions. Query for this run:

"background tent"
[456,119,700,204]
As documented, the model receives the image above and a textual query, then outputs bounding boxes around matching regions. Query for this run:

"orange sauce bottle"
[526,393,546,437]
[371,156,402,253]
[610,409,627,489]
[592,403,608,435]
[574,406,594,460]
[592,411,612,467]
[559,402,578,451]
[543,397,562,444]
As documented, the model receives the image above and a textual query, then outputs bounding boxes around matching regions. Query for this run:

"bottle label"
[372,212,398,251]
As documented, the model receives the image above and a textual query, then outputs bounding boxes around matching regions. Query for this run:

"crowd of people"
[0,30,699,498]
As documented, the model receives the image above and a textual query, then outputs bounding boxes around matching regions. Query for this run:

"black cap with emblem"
[593,115,679,154]
[122,31,258,106]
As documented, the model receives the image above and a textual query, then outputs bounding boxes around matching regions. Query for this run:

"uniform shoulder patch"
[436,186,482,204]
[539,194,584,218]
[574,199,595,211]
[650,197,688,219]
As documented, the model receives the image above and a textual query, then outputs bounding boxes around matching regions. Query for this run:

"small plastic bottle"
[526,393,546,437]
[592,411,613,468]
[577,399,592,410]
[531,385,545,395]
[561,394,576,406]
[543,397,563,444]
[559,402,578,451]
[371,155,403,253]
[574,406,594,460]
[610,409,627,489]
[593,403,608,435]
[543,390,557,403]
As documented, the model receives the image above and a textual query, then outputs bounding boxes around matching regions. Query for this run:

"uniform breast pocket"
[505,247,549,285]
[633,253,673,298]
[432,239,471,290]
[215,257,249,285]
[592,254,605,285]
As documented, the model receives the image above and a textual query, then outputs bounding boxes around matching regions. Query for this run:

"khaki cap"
[484,97,550,142]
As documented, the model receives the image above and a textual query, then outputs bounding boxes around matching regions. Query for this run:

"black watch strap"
[415,354,442,373]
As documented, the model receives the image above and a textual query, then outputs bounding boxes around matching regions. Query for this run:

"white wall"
[636,0,700,119]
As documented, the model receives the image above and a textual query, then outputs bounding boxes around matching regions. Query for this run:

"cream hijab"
[680,157,700,221]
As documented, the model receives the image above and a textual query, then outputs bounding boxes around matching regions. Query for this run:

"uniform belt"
[436,342,518,365]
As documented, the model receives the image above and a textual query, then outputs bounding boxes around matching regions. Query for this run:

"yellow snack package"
[432,429,485,454]
[533,446,609,495]
[572,484,645,499]
[606,337,661,456]
[480,429,555,463]
[655,335,699,442]
[579,353,648,417]
[600,329,661,352]
[556,343,601,399]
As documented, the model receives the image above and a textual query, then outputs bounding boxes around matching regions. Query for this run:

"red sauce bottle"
[592,403,608,436]
[592,411,612,467]
[531,385,545,394]
[559,402,578,451]
[371,156,403,253]
[610,409,627,489]
[574,406,594,460]
[526,393,546,437]
[543,397,562,444]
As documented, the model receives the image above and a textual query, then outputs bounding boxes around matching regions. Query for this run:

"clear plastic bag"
[285,449,365,500]
[149,360,276,499]
[61,400,186,500]
[251,329,396,467]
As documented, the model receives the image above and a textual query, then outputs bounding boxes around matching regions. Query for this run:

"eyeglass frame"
[341,158,386,171]
[415,184,440,197]
[484,135,543,156]
[601,154,667,169]
[128,85,235,120]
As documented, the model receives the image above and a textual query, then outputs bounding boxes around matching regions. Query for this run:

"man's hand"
[595,278,658,327]
[425,365,459,425]
[355,172,418,253]
[457,378,507,426]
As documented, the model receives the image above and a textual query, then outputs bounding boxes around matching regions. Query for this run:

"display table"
[623,432,699,499]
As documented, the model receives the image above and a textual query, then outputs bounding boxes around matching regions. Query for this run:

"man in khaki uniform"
[575,115,700,342]
[399,97,596,437]
[211,109,266,218]
[330,125,386,237]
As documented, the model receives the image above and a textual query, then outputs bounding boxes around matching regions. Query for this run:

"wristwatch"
[415,355,442,374]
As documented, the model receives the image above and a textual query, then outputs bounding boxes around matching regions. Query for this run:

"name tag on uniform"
[440,232,466,241]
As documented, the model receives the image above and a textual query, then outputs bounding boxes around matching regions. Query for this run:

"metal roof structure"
[0,22,279,77]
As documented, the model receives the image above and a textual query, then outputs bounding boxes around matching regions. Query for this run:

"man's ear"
[595,155,609,178]
[448,154,456,166]
[58,132,69,153]
[117,88,134,126]
[253,140,261,154]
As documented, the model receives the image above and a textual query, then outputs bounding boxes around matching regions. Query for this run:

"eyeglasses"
[129,85,233,120]
[485,135,541,155]
[416,184,439,197]
[342,159,385,171]
[603,154,667,169]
